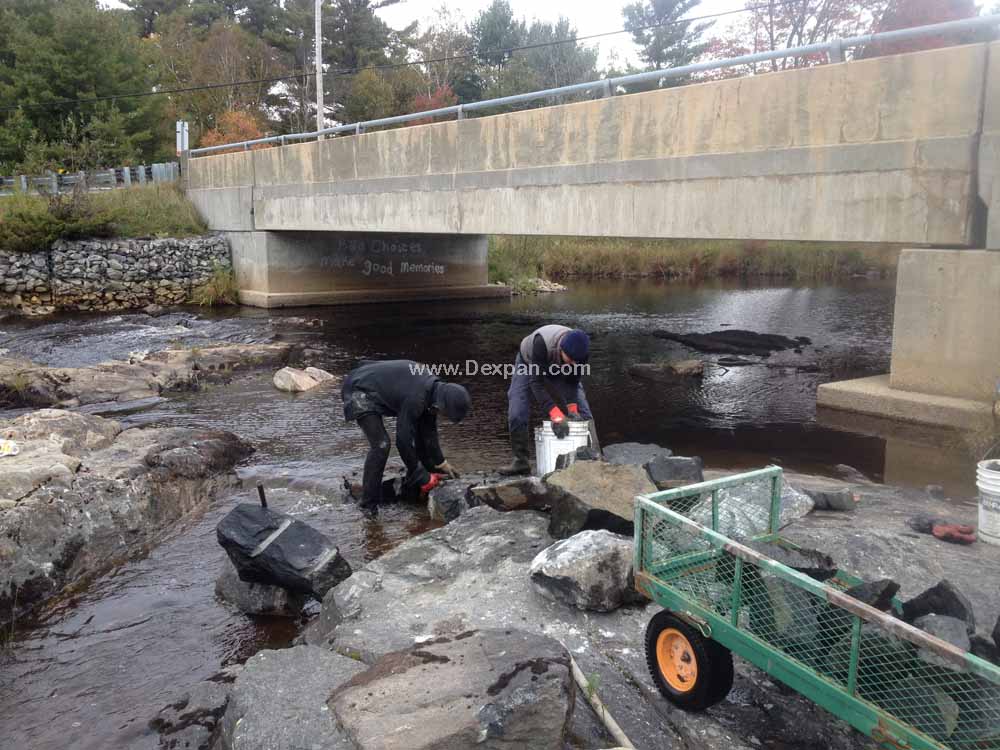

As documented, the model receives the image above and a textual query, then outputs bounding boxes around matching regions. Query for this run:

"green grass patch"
[192,264,238,306]
[489,236,900,282]
[0,184,207,253]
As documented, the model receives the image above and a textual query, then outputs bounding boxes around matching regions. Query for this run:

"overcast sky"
[377,0,745,67]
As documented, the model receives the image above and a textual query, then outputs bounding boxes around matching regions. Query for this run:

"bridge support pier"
[226,230,509,308]
[818,248,1000,430]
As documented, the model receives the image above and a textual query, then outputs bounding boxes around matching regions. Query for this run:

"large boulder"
[0,412,252,621]
[529,530,637,612]
[328,629,574,750]
[469,476,549,512]
[216,503,352,599]
[427,481,474,523]
[544,461,656,538]
[645,455,704,490]
[602,442,672,466]
[272,367,320,392]
[150,674,234,750]
[219,645,365,750]
[914,614,971,671]
[215,564,309,617]
[902,580,976,635]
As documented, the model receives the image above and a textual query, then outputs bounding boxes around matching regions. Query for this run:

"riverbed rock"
[216,503,352,599]
[544,461,656,538]
[328,629,574,750]
[219,645,365,750]
[845,579,900,611]
[602,442,672,466]
[628,360,705,382]
[1,408,121,456]
[215,564,309,617]
[744,540,837,580]
[427,480,473,522]
[914,614,971,671]
[901,580,976,634]
[272,366,320,392]
[303,366,336,383]
[469,476,549,511]
[0,343,293,408]
[803,487,857,512]
[151,676,232,750]
[685,480,814,539]
[0,411,252,621]
[554,445,602,470]
[645,455,704,490]
[529,530,636,612]
[652,329,812,357]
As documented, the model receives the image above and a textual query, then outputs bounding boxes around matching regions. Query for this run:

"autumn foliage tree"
[860,0,987,57]
[199,110,266,152]
[412,85,459,124]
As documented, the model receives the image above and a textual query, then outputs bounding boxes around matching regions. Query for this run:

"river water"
[0,278,982,749]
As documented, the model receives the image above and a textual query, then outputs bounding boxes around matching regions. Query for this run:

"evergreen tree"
[623,0,713,72]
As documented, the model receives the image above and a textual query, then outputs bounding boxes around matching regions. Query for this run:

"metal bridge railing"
[189,15,1000,158]
[0,163,180,196]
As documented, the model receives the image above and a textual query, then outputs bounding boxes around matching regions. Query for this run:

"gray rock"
[645,455,704,490]
[914,614,971,670]
[529,530,637,612]
[0,413,252,621]
[845,579,899,611]
[745,540,836,580]
[469,476,549,511]
[995,614,1000,652]
[544,461,656,538]
[804,487,857,511]
[554,445,601,471]
[151,678,230,750]
[833,464,871,483]
[882,675,959,743]
[427,481,472,523]
[328,629,574,750]
[143,304,165,316]
[219,645,365,750]
[825,623,914,686]
[901,580,976,634]
[685,481,813,539]
[971,634,1000,664]
[215,564,309,617]
[303,366,336,384]
[272,366,320,392]
[602,442,672,466]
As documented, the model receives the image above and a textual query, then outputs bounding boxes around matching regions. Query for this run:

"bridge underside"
[185,41,1000,427]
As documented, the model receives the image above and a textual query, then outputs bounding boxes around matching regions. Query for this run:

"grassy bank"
[0,184,207,253]
[488,236,901,285]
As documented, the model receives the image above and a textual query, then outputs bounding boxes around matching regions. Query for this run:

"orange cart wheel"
[645,610,734,711]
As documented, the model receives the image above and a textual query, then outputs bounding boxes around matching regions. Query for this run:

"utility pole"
[314,0,324,139]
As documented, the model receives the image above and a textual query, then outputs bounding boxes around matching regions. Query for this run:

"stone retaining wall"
[0,235,230,312]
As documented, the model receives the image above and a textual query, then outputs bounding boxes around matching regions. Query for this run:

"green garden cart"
[633,466,1000,750]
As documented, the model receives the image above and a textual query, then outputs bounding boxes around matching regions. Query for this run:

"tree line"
[0,0,987,173]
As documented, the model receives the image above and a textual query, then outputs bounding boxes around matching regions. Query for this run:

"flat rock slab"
[602,442,673,466]
[220,645,365,750]
[652,329,812,357]
[329,629,574,750]
[646,455,704,490]
[470,476,549,512]
[545,461,656,538]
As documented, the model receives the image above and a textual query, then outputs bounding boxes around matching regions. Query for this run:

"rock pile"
[0,236,230,313]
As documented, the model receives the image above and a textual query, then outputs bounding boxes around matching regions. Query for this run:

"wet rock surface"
[0,343,293,409]
[914,614,971,669]
[901,580,976,634]
[627,359,705,382]
[215,564,309,617]
[645,455,704,490]
[0,409,252,620]
[219,645,365,750]
[652,329,812,356]
[470,476,549,512]
[427,480,475,522]
[151,671,237,750]
[744,540,836,581]
[530,530,636,612]
[272,366,322,392]
[328,629,574,750]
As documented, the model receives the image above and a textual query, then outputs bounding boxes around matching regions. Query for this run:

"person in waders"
[342,360,470,517]
[499,325,595,476]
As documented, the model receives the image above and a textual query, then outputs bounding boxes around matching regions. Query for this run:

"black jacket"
[342,360,445,487]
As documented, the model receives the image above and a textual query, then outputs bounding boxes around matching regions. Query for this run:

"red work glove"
[566,403,586,421]
[931,523,977,545]
[420,473,445,496]
[549,407,569,439]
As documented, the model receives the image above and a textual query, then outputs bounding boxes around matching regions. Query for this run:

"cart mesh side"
[635,467,1000,750]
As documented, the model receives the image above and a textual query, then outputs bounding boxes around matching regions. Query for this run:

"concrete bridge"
[185,40,1000,429]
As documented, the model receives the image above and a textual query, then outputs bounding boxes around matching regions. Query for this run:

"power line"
[0,0,818,115]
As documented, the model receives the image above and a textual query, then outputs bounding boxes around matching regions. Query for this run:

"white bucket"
[977,460,1000,546]
[534,420,591,475]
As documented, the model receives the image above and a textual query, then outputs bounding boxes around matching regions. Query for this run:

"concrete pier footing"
[818,248,1000,429]
[227,230,508,308]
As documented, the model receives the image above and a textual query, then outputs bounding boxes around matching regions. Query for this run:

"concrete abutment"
[227,230,508,308]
